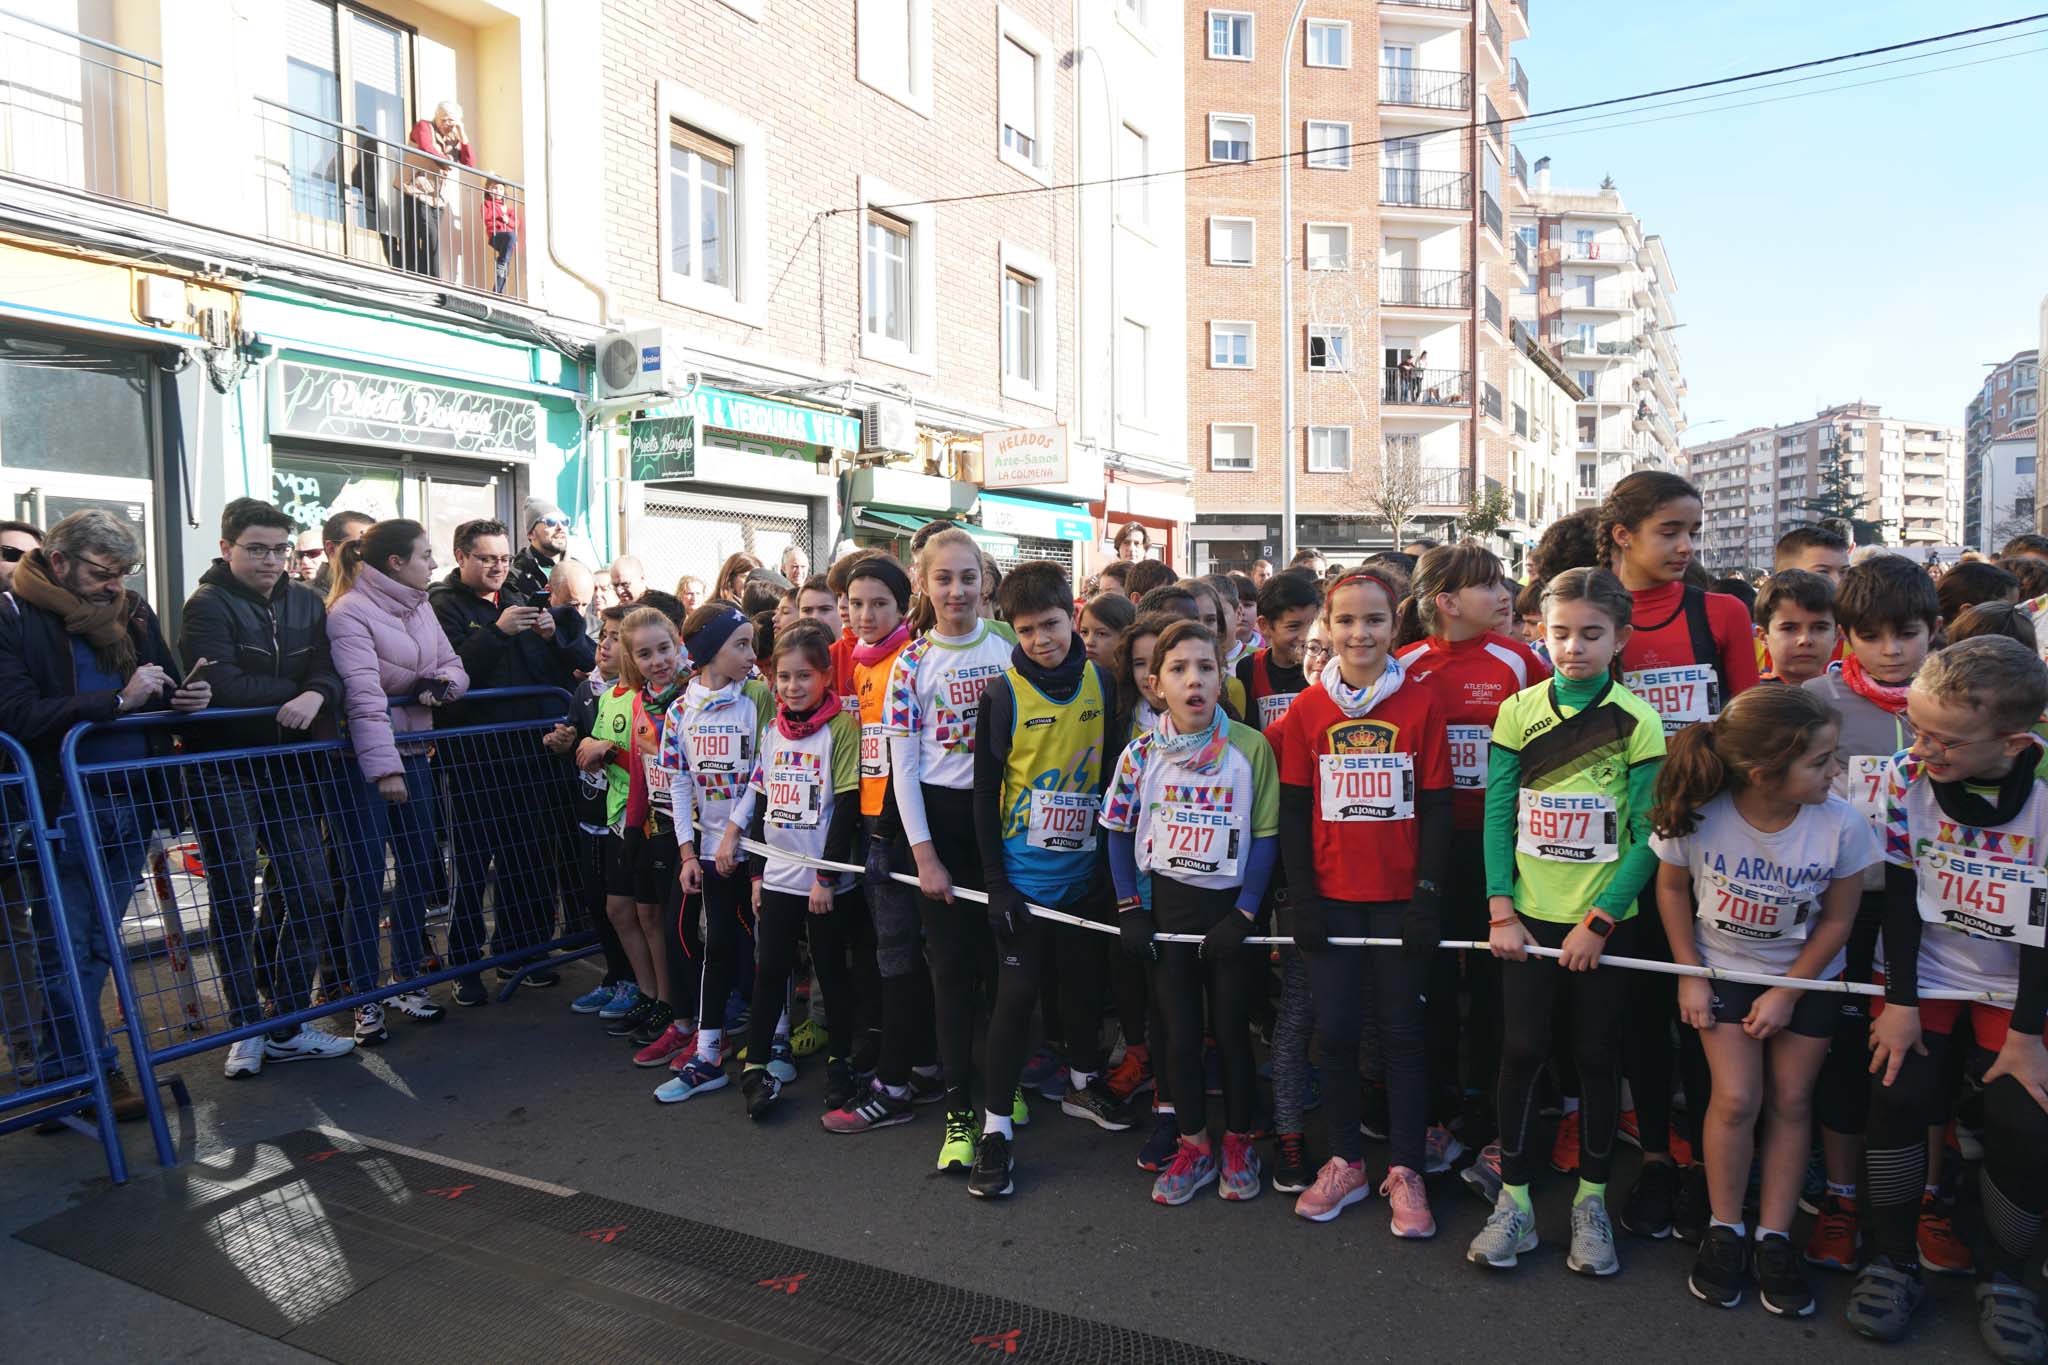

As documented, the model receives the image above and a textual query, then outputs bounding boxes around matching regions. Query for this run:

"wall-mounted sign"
[978,492,1093,542]
[272,361,541,460]
[643,386,859,451]
[628,416,696,482]
[982,424,1068,490]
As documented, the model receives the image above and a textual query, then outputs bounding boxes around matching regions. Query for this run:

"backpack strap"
[1681,585,1732,716]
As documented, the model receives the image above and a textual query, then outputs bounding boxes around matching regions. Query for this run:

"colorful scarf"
[777,688,843,741]
[1839,654,1910,715]
[1318,654,1405,719]
[853,619,911,667]
[1154,705,1229,774]
[683,674,743,715]
[640,678,683,720]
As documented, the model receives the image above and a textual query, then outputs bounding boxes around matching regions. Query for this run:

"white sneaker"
[223,1036,265,1079]
[264,1023,357,1063]
[353,1002,388,1046]
[388,990,444,1023]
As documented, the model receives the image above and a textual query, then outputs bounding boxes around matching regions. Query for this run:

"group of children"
[545,475,2048,1364]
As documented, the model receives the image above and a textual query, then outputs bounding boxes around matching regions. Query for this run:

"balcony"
[1419,465,1475,507]
[1383,366,1471,409]
[1513,233,1531,274]
[0,12,163,209]
[1560,240,1630,264]
[1482,383,1503,421]
[1560,338,1639,359]
[1380,167,1471,210]
[1383,0,1472,10]
[1513,402,1528,437]
[1380,66,1472,112]
[1512,145,1528,188]
[1511,58,1530,108]
[1479,189,1502,238]
[1483,5,1505,61]
[1380,267,1472,308]
[253,97,528,302]
[1483,287,1504,331]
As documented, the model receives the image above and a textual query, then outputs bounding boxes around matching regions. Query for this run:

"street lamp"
[1278,0,1309,564]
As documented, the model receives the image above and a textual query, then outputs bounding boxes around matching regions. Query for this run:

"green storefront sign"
[629,416,696,481]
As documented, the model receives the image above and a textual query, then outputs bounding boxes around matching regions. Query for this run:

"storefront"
[1100,476,1197,575]
[844,465,1001,561]
[975,425,1100,579]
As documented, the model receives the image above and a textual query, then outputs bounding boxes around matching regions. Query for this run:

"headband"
[685,607,747,669]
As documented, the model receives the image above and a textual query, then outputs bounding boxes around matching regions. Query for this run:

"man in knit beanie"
[508,495,569,601]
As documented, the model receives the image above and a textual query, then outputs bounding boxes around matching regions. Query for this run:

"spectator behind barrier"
[0,519,40,595]
[508,497,571,601]
[312,510,373,596]
[609,554,648,607]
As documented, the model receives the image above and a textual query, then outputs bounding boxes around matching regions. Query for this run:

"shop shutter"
[992,534,1074,580]
[638,487,813,588]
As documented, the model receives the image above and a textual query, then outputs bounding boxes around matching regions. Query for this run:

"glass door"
[416,465,505,566]
[269,448,513,569]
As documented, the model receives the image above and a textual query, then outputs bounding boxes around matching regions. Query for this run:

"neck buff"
[1013,633,1087,702]
[1153,704,1230,774]
[853,619,911,666]
[684,674,743,715]
[777,687,843,741]
[1840,654,1911,715]
[1318,654,1406,719]
[640,677,683,717]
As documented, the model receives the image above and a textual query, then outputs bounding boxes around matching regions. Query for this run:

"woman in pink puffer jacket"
[325,518,466,1043]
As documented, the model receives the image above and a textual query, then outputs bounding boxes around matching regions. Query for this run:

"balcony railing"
[1512,145,1528,187]
[1383,366,1470,407]
[1513,234,1531,274]
[1383,0,1471,9]
[1380,267,1472,308]
[1511,58,1530,107]
[1484,5,1504,54]
[0,11,163,209]
[253,96,528,301]
[1419,465,1475,507]
[1380,166,1470,210]
[1380,66,1472,111]
[1484,287,1504,330]
[1479,189,1502,238]
[1482,383,1503,420]
[1560,240,1630,263]
[1513,403,1528,437]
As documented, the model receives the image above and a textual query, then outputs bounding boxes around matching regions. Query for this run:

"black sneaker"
[743,1066,782,1120]
[1361,1083,1390,1141]
[629,1000,676,1047]
[968,1130,1014,1199]
[605,996,658,1038]
[850,1029,881,1080]
[1753,1232,1814,1318]
[822,1058,858,1111]
[908,1069,945,1105]
[1688,1225,1747,1308]
[497,965,561,988]
[1673,1163,1711,1245]
[1621,1158,1680,1239]
[452,975,489,1008]
[1059,1078,1134,1132]
[1272,1133,1312,1195]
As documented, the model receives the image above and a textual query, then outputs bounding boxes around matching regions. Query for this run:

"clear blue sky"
[1513,3,2047,443]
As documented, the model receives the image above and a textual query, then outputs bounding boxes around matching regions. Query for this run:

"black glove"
[1202,909,1253,961]
[1402,893,1442,960]
[1292,900,1330,955]
[864,836,892,890]
[1118,904,1158,963]
[988,886,1027,943]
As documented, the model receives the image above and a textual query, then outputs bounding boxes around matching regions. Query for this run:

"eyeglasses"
[0,546,26,563]
[1912,731,2016,759]
[74,556,136,586]
[467,555,513,568]
[233,542,294,561]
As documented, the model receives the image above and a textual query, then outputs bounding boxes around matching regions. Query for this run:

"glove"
[1118,904,1158,964]
[1202,910,1253,961]
[1292,900,1330,955]
[1403,893,1441,960]
[864,836,892,890]
[988,886,1026,943]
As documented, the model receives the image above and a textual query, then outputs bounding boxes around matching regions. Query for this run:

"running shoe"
[1798,1154,1828,1216]
[1673,1163,1711,1244]
[822,1058,858,1111]
[788,1017,827,1058]
[1020,1046,1064,1094]
[388,990,443,1023]
[498,964,560,988]
[598,982,642,1019]
[1688,1225,1747,1308]
[1382,1166,1435,1239]
[1805,1194,1860,1271]
[605,996,656,1038]
[1549,1108,1581,1173]
[1846,1256,1924,1343]
[1953,1117,1986,1163]
[265,1023,357,1063]
[1423,1123,1465,1175]
[1272,1133,1312,1195]
[452,975,488,1008]
[352,1002,388,1047]
[1619,1159,1679,1240]
[766,1037,797,1084]
[937,1110,978,1172]
[223,1037,265,1079]
[1059,1078,1133,1132]
[1136,1112,1180,1172]
[1567,1195,1621,1277]
[654,1055,728,1103]
[1010,1087,1031,1128]
[1918,1192,1976,1275]
[821,1079,914,1135]
[908,1069,945,1106]
[571,981,619,1014]
[968,1130,1014,1199]
[1754,1232,1815,1318]
[1294,1157,1369,1223]
[1151,1138,1219,1206]
[723,989,750,1033]
[1618,1108,1698,1166]
[1361,1083,1390,1141]
[1461,1140,1504,1207]
[629,1000,676,1048]
[1467,1190,1538,1269]
[1103,1042,1153,1102]
[633,1023,694,1069]
[742,1066,781,1120]
[1977,1275,2048,1365]
[1218,1132,1261,1202]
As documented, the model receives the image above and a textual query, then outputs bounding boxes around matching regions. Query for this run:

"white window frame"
[656,80,767,326]
[1208,215,1254,267]
[1304,221,1350,270]
[1210,422,1256,472]
[1208,112,1253,164]
[1304,19,1350,68]
[1117,120,1151,231]
[1307,424,1352,473]
[1306,324,1350,372]
[996,5,1054,184]
[1118,317,1151,428]
[859,174,938,374]
[998,239,1057,408]
[1116,0,1154,47]
[1208,9,1253,60]
[1305,120,1351,171]
[856,0,934,118]
[1209,320,1254,370]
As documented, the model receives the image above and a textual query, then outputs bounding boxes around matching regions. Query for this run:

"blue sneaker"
[599,983,642,1020]
[1151,1137,1219,1205]
[723,989,750,1033]
[767,1037,797,1084]
[654,1055,728,1103]
[572,982,619,1015]
[1137,1112,1181,1172]
[1021,1046,1064,1096]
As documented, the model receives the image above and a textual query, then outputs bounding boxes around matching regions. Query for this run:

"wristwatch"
[1581,910,1614,938]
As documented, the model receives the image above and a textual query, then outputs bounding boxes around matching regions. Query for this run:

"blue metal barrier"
[0,730,126,1182]
[59,687,599,1168]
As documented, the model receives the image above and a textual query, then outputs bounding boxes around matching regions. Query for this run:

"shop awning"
[852,510,1017,557]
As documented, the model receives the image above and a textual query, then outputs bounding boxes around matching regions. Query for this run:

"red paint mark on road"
[422,1184,475,1200]
[757,1273,807,1295]
[971,1329,1022,1354]
[303,1149,340,1163]
[580,1225,628,1244]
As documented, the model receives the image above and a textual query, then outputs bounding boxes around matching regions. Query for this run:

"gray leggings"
[1270,952,1314,1135]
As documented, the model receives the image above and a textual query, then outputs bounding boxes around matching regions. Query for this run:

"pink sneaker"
[1382,1164,1436,1239]
[1294,1156,1370,1223]
[633,1023,694,1068]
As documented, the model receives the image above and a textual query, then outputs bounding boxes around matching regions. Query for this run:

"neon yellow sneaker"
[1010,1087,1031,1128]
[788,1018,827,1058]
[938,1109,978,1172]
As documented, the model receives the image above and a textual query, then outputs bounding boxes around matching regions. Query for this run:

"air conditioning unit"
[861,398,917,456]
[595,326,690,404]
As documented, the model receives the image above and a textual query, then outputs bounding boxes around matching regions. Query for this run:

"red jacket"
[482,194,519,236]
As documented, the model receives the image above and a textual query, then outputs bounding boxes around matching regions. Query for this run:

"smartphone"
[181,658,212,687]
[422,676,453,702]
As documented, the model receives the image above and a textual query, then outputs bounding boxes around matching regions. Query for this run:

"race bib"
[1257,692,1297,730]
[642,754,673,814]
[1446,724,1490,791]
[1847,755,1889,826]
[765,761,821,828]
[1919,843,2048,946]
[1624,663,1719,733]
[1517,790,1619,863]
[577,766,609,796]
[1699,878,1811,942]
[860,722,890,781]
[1027,789,1099,853]
[1317,753,1416,822]
[1154,802,1239,879]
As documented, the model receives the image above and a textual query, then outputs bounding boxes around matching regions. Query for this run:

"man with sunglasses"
[290,528,324,583]
[0,520,40,594]
[507,497,571,602]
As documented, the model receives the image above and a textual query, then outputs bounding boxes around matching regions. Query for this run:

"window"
[996,7,1054,181]
[1211,423,1255,471]
[1118,123,1149,227]
[998,240,1056,406]
[1002,268,1038,387]
[1305,222,1349,270]
[1209,216,1253,266]
[658,82,766,324]
[1119,319,1149,424]
[1000,38,1036,161]
[1308,425,1352,472]
[1307,325,1349,371]
[859,174,937,372]
[283,0,411,227]
[1209,114,1252,163]
[865,212,911,345]
[1576,372,1595,397]
[857,0,932,116]
[1209,10,1252,59]
[1305,19,1350,67]
[1576,322,1594,350]
[1575,273,1595,305]
[1305,121,1351,170]
[1210,321,1253,369]
[668,125,734,293]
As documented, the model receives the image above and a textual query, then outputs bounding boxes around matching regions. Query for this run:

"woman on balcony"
[402,101,474,280]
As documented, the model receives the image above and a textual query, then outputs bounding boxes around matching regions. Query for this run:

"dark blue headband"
[685,607,747,669]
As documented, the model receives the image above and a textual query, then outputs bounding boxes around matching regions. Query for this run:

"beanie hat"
[524,496,567,533]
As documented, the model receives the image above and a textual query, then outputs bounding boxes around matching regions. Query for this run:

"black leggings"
[916,786,993,1109]
[665,877,700,1021]
[984,889,1114,1117]
[1427,828,1500,1129]
[1497,913,1632,1186]
[1152,877,1260,1135]
[1310,902,1430,1171]
[750,886,866,1064]
[1815,892,1884,1136]
[695,865,755,1034]
[1619,889,1710,1156]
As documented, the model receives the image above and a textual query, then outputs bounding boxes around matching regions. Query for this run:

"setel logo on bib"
[1317,753,1415,822]
[1517,790,1619,863]
[1624,663,1719,736]
[1919,842,2048,946]
[1157,802,1239,878]
[1699,873,1811,942]
[1028,789,1098,853]
[766,755,822,829]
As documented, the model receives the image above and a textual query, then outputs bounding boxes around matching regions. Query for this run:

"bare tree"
[1992,482,2037,547]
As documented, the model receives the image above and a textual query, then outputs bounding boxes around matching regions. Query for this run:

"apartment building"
[1513,167,1688,509]
[1185,0,1535,571]
[596,0,1189,578]
[1964,348,2038,547]
[1682,403,1966,571]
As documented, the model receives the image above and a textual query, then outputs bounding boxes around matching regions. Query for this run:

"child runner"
[1077,591,1135,670]
[1850,636,2048,1360]
[1650,687,1879,1316]
[969,562,1128,1198]
[735,620,866,1118]
[1467,567,1666,1277]
[1754,570,1839,687]
[1279,569,1454,1236]
[1102,620,1280,1205]
[654,604,773,1102]
[550,605,637,1018]
[885,528,1017,1171]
